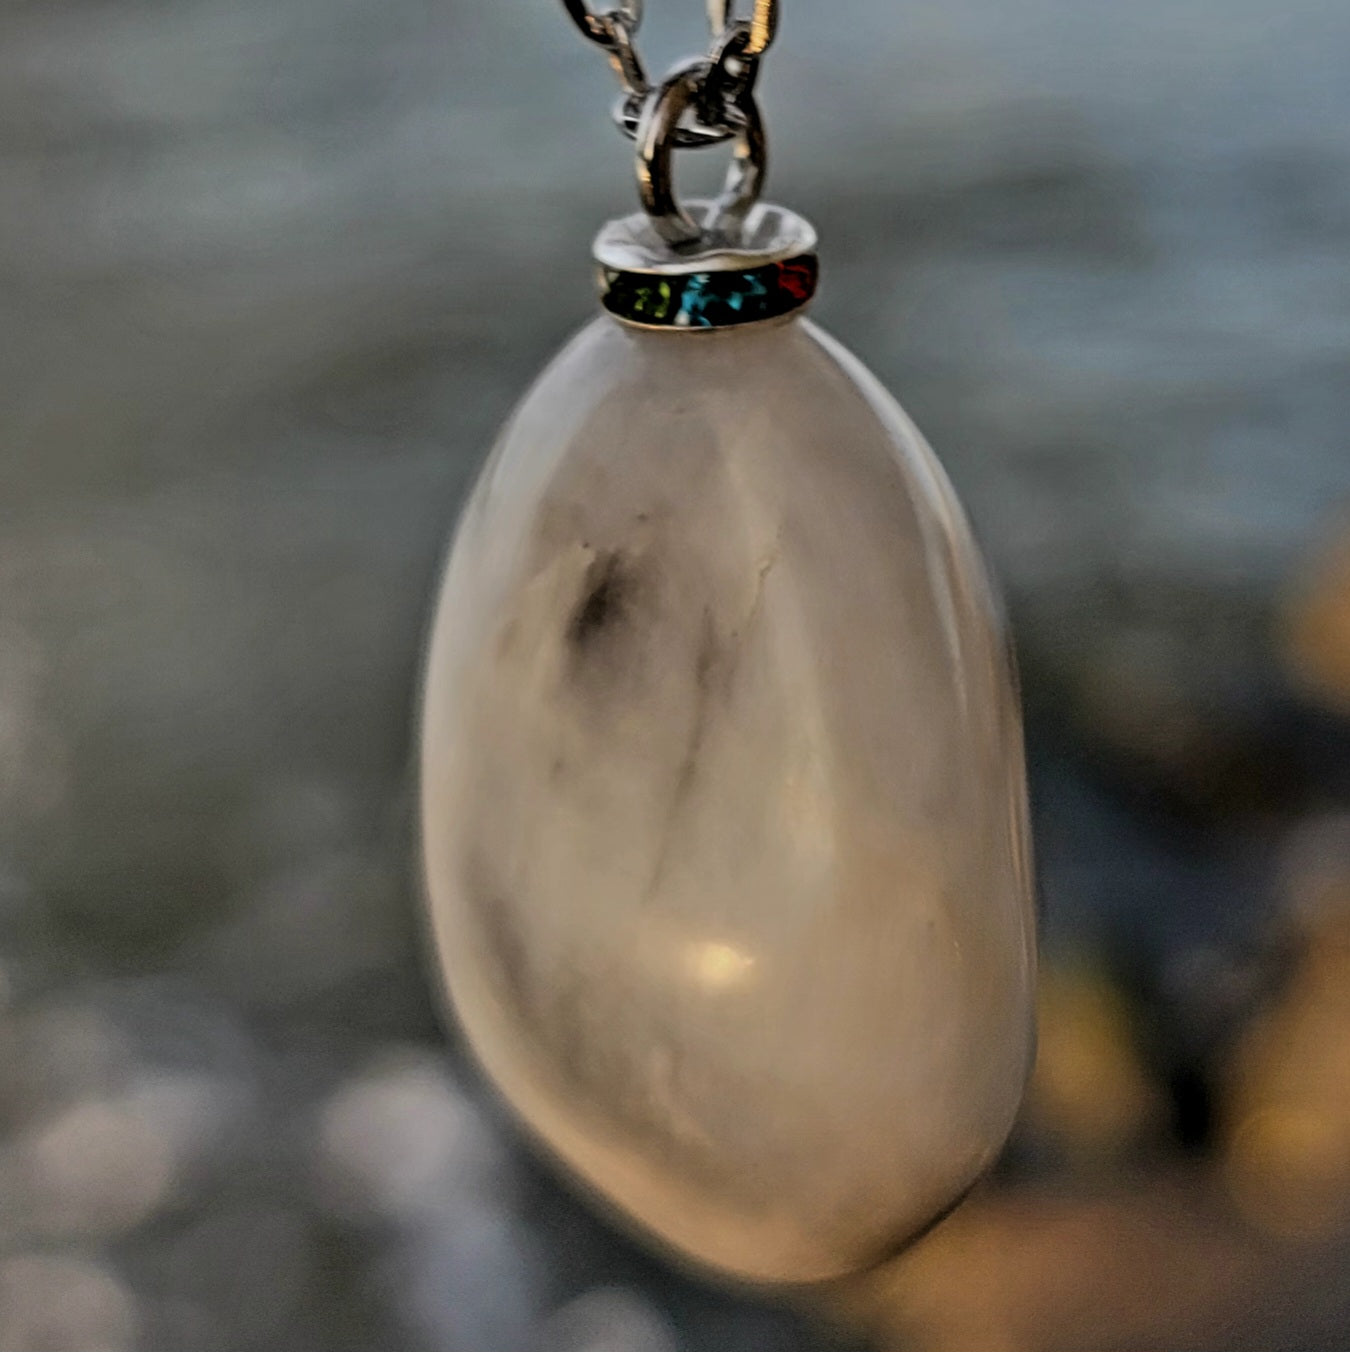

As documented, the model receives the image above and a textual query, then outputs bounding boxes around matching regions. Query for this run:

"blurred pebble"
[1073,626,1204,768]
[316,1048,510,1224]
[396,1203,542,1352]
[539,1287,680,1352]
[10,1001,138,1116]
[0,1252,138,1352]
[144,1203,318,1350]
[137,1299,221,1352]
[845,1186,1260,1352]
[8,984,257,1121]
[92,983,260,1087]
[222,776,365,879]
[16,1071,238,1239]
[1157,944,1262,1044]
[0,868,47,1009]
[204,853,405,1009]
[1277,813,1350,937]
[1221,817,1350,1237]
[1021,962,1163,1168]
[0,621,68,830]
[1282,523,1350,715]
[0,862,33,931]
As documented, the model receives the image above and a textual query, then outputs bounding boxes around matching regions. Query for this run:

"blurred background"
[1,0,1349,1347]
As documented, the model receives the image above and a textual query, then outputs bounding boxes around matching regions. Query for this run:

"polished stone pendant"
[420,44,1035,1284]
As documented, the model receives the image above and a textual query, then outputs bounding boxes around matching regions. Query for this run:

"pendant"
[419,15,1035,1286]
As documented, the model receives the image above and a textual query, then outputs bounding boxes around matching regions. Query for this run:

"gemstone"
[599,254,818,328]
[419,314,1036,1283]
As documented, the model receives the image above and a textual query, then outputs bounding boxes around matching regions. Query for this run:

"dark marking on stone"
[562,548,656,708]
[670,610,721,810]
[568,550,627,648]
[693,609,719,690]
[644,609,722,902]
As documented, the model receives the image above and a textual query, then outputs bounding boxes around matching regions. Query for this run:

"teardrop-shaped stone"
[420,315,1036,1283]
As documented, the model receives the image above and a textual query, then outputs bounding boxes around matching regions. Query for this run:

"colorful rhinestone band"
[599,253,818,329]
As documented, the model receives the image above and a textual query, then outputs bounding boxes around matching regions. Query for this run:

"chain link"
[559,0,777,147]
[701,20,758,126]
[561,0,642,49]
[706,0,778,58]
[605,14,647,97]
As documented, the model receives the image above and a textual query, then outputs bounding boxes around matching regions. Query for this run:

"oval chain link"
[705,0,778,58]
[561,0,642,50]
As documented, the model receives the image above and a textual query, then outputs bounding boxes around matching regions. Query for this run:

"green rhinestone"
[631,279,672,320]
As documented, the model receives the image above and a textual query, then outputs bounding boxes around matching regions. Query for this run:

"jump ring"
[636,60,768,248]
[613,89,746,147]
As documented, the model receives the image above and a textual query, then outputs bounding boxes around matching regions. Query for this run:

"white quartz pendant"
[419,307,1036,1283]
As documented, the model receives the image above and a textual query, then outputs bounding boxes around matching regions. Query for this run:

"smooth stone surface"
[420,315,1036,1284]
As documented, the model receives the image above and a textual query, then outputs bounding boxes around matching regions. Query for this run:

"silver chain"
[560,0,778,149]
